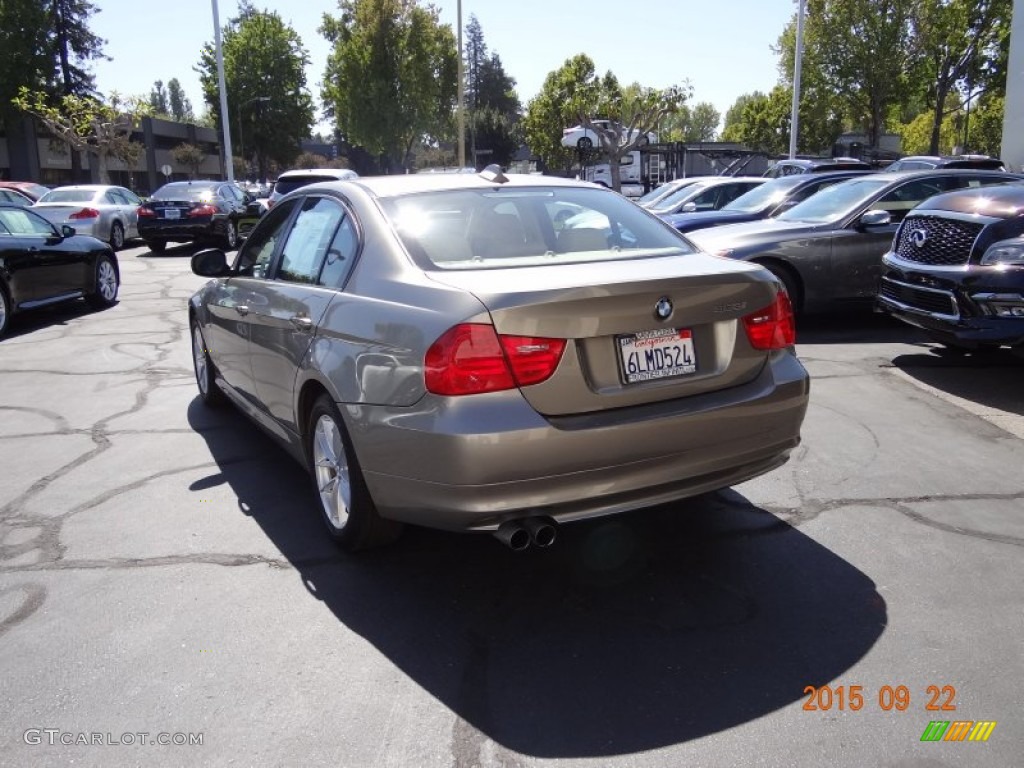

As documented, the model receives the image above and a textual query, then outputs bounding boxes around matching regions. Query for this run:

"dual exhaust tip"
[494,516,557,551]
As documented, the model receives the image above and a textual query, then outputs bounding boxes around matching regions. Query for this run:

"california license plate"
[163,208,181,219]
[617,328,697,383]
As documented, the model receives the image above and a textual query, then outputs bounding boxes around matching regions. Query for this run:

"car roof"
[311,170,602,200]
[276,168,358,179]
[44,184,120,192]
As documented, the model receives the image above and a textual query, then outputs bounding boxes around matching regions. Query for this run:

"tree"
[13,87,149,184]
[661,102,720,142]
[48,0,106,100]
[721,92,767,142]
[166,79,194,123]
[320,0,459,171]
[171,142,205,178]
[524,55,688,191]
[149,80,169,115]
[912,0,1010,154]
[461,15,521,168]
[0,1,52,129]
[725,87,794,155]
[197,6,315,179]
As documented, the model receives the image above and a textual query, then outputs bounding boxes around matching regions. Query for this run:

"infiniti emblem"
[910,229,928,248]
[655,296,673,321]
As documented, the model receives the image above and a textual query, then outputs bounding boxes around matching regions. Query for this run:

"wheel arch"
[750,255,804,313]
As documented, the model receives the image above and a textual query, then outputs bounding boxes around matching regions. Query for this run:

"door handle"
[289,315,313,331]
[235,304,250,316]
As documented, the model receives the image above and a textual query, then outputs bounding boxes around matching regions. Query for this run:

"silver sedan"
[188,169,809,551]
[32,184,142,250]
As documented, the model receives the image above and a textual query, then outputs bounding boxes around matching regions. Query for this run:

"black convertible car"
[0,204,119,338]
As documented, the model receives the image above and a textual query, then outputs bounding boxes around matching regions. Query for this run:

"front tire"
[109,221,125,251]
[145,239,167,253]
[307,394,402,551]
[577,137,593,151]
[85,254,119,309]
[191,321,226,406]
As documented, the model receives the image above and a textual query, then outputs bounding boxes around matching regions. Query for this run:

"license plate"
[617,327,696,383]
[163,208,180,219]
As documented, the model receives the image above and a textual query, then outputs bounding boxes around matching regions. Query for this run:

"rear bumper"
[877,255,1024,347]
[355,351,809,531]
[138,218,221,241]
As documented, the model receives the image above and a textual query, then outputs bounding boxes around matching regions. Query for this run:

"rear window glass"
[380,187,694,270]
[38,190,95,204]
[275,175,348,195]
[151,183,219,202]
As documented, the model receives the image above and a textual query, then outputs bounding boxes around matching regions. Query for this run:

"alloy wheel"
[313,414,352,531]
[97,260,118,302]
[192,325,208,395]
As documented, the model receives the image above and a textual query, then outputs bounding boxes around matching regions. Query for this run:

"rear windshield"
[275,175,349,195]
[38,190,95,204]
[380,186,694,270]
[151,183,219,202]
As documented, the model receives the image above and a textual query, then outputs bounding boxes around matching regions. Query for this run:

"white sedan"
[561,121,656,150]
[32,184,143,251]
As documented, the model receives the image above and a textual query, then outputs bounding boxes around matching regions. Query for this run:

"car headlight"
[981,238,1024,266]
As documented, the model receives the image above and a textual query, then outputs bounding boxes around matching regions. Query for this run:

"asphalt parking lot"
[1,243,1022,768]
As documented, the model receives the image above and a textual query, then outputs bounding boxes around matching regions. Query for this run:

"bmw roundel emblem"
[655,296,673,321]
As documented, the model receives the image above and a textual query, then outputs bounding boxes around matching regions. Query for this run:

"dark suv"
[884,155,1005,172]
[763,157,873,178]
[878,183,1024,354]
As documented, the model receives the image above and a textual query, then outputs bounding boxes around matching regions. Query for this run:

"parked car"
[884,154,1005,172]
[877,182,1024,355]
[0,204,119,338]
[137,180,248,252]
[561,120,656,151]
[763,157,873,178]
[0,188,34,207]
[662,170,873,234]
[647,176,767,217]
[267,168,358,208]
[686,170,1024,314]
[188,168,809,551]
[32,184,142,251]
[0,181,50,202]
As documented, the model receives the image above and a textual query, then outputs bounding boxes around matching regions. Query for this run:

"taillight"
[137,206,156,218]
[189,204,218,217]
[424,323,566,396]
[69,207,99,220]
[743,292,796,350]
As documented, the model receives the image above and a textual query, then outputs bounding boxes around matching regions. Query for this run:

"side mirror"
[61,224,76,238]
[681,201,697,213]
[859,209,891,228]
[191,248,231,277]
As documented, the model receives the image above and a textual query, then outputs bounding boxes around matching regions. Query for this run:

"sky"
[89,0,798,132]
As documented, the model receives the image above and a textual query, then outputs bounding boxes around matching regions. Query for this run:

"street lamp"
[237,96,270,180]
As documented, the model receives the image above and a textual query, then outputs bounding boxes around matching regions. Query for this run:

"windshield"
[38,189,96,204]
[636,178,701,207]
[380,186,694,270]
[650,181,711,214]
[723,177,805,213]
[776,178,890,224]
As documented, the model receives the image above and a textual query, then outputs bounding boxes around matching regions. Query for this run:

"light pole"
[237,96,270,181]
[457,0,465,169]
[788,0,806,159]
[211,0,233,181]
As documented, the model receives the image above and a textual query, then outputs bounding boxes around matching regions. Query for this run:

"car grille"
[879,276,959,318]
[893,216,983,266]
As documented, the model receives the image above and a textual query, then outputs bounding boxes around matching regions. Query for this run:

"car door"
[830,176,959,300]
[0,207,84,302]
[202,198,300,404]
[113,187,141,238]
[247,195,351,437]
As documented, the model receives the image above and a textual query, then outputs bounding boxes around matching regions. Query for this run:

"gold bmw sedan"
[189,168,809,551]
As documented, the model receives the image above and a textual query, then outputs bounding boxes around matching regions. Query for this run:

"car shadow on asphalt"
[0,300,117,341]
[795,307,928,345]
[134,243,205,258]
[187,398,886,759]
[890,347,1024,416]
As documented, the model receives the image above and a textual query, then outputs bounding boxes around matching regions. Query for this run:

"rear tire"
[577,137,593,151]
[307,394,402,551]
[0,283,10,339]
[85,254,119,309]
[146,239,167,253]
[109,221,125,251]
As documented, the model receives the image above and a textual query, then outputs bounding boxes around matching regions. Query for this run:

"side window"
[875,179,951,223]
[123,189,141,205]
[0,209,56,236]
[277,196,345,284]
[690,187,722,211]
[102,190,119,205]
[234,198,299,278]
[720,184,753,206]
[318,214,359,288]
[963,175,1013,189]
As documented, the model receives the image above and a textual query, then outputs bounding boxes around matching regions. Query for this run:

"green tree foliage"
[197,6,315,179]
[965,94,1003,156]
[166,78,194,123]
[720,92,766,143]
[294,151,329,169]
[911,0,1010,154]
[49,0,106,100]
[171,142,205,178]
[320,0,459,171]
[524,54,688,188]
[13,87,149,184]
[727,86,794,155]
[149,80,169,115]
[661,102,720,142]
[461,15,521,168]
[0,0,52,124]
